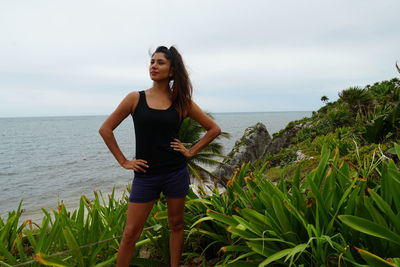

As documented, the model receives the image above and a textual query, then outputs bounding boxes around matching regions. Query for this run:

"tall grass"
[2,144,400,266]
[0,189,166,266]
[186,144,400,266]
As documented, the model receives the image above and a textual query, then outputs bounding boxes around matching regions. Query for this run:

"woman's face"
[149,52,173,81]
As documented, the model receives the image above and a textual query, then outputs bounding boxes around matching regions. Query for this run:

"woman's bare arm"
[99,92,149,172]
[170,101,221,158]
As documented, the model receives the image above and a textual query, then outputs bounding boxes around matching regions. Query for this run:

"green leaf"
[307,174,329,227]
[0,261,13,267]
[271,196,291,234]
[227,226,258,239]
[259,244,308,266]
[368,188,400,232]
[34,253,74,267]
[93,255,117,267]
[196,229,226,243]
[62,227,85,267]
[220,245,252,253]
[313,145,330,187]
[207,210,238,226]
[339,215,400,245]
[387,143,400,160]
[240,208,269,226]
[246,241,275,257]
[232,215,263,236]
[0,243,18,264]
[356,248,396,267]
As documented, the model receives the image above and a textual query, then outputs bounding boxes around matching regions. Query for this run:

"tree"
[320,95,329,104]
[338,87,374,115]
[179,113,230,182]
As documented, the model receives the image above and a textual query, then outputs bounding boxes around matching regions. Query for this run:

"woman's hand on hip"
[170,138,193,158]
[120,159,149,172]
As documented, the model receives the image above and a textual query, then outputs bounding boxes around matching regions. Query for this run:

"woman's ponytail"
[153,46,193,119]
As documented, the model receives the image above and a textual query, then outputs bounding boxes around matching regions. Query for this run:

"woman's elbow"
[98,126,111,137]
[98,126,105,136]
[214,125,221,137]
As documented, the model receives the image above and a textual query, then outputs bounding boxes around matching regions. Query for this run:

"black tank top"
[131,90,187,174]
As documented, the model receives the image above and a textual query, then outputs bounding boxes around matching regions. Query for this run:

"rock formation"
[264,121,311,155]
[213,122,271,184]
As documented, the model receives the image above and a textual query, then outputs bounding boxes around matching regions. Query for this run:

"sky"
[1,0,399,117]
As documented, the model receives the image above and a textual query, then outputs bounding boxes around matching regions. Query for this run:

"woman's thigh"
[166,197,186,224]
[125,201,156,233]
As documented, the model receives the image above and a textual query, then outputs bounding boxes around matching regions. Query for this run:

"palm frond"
[200,142,224,153]
[188,162,222,182]
[218,131,231,139]
[191,156,225,167]
[187,163,202,180]
[180,111,231,182]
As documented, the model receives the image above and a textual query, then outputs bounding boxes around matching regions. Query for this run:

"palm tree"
[338,87,374,115]
[396,61,400,74]
[179,113,230,182]
[320,95,329,104]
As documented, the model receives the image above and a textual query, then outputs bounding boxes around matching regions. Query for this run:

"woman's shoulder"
[127,90,142,97]
[126,90,146,101]
[125,91,144,113]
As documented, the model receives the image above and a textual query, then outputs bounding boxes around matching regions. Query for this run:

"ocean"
[0,112,311,221]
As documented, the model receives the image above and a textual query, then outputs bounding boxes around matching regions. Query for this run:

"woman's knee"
[121,225,143,243]
[168,217,184,232]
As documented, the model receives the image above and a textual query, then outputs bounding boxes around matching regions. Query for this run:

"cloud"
[1,0,399,117]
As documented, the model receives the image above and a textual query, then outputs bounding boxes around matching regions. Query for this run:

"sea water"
[0,112,311,221]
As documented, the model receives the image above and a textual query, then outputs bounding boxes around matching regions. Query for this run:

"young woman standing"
[99,46,221,267]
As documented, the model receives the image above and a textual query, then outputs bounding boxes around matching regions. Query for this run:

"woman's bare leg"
[166,197,186,267]
[117,200,155,267]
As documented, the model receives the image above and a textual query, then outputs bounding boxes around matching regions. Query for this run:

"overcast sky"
[1,0,399,117]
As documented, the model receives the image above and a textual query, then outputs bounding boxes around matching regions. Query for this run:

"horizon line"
[0,110,313,119]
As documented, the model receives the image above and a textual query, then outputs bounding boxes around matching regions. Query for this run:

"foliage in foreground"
[186,144,400,266]
[2,144,400,266]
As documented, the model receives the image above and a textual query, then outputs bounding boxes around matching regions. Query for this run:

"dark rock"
[213,123,271,184]
[264,122,311,155]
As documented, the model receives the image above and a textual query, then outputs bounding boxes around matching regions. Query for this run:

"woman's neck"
[151,80,170,94]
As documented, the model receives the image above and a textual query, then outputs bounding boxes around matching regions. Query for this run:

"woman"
[99,46,221,267]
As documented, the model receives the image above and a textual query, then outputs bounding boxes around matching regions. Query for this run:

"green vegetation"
[179,113,231,182]
[270,78,400,172]
[2,145,400,266]
[1,78,400,266]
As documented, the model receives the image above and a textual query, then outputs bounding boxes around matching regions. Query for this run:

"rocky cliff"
[213,121,311,185]
[212,123,271,184]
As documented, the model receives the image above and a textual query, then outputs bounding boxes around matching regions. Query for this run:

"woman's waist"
[133,159,187,175]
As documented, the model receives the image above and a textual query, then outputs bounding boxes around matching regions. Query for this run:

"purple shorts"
[129,166,190,203]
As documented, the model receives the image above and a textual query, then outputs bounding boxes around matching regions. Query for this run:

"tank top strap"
[138,90,146,108]
[132,90,146,115]
[138,90,145,101]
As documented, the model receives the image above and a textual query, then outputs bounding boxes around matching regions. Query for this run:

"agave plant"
[188,144,400,266]
[0,189,161,266]
[179,113,231,182]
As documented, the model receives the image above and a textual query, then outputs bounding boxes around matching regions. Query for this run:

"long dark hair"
[153,46,193,118]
